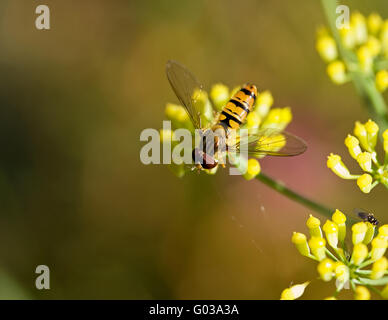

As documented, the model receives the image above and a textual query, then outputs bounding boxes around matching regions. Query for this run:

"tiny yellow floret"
[354,286,370,300]
[332,209,347,242]
[316,36,338,62]
[255,90,273,118]
[210,83,230,111]
[344,135,362,159]
[280,282,309,300]
[327,60,347,84]
[308,237,326,261]
[356,152,372,172]
[357,174,373,194]
[327,154,352,179]
[317,258,335,281]
[291,232,310,257]
[351,243,368,265]
[243,159,261,180]
[367,13,383,34]
[371,236,388,260]
[354,121,370,151]
[352,222,368,245]
[323,220,339,248]
[306,214,322,238]
[370,257,388,280]
[376,70,388,92]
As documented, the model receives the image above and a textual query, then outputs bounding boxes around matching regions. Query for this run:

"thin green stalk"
[320,0,388,132]
[256,173,334,219]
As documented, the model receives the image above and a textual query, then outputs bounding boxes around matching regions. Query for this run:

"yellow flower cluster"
[162,84,293,178]
[283,209,388,300]
[316,12,388,91]
[327,119,388,193]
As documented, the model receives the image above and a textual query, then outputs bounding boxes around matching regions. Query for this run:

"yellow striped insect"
[166,60,307,170]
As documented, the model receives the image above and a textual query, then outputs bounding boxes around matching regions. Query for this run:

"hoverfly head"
[192,148,218,170]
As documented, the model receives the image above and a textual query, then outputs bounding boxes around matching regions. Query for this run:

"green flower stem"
[355,270,371,275]
[357,259,375,269]
[256,173,334,219]
[321,0,388,132]
[325,248,340,261]
[356,276,388,286]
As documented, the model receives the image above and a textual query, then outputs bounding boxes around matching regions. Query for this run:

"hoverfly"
[354,208,379,226]
[165,60,307,170]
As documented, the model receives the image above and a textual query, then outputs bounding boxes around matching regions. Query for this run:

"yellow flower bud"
[370,257,388,280]
[327,154,352,179]
[378,224,388,240]
[344,135,362,159]
[351,243,368,265]
[246,112,261,129]
[280,107,293,130]
[308,237,326,261]
[323,220,339,248]
[356,152,372,172]
[371,235,388,261]
[357,174,373,194]
[317,258,335,281]
[306,215,322,238]
[354,286,370,300]
[316,35,338,62]
[243,158,261,180]
[352,222,368,245]
[339,27,356,49]
[332,209,347,242]
[367,13,383,35]
[363,223,375,245]
[365,36,381,57]
[280,282,309,300]
[327,60,347,84]
[364,119,379,150]
[165,103,192,130]
[291,232,310,257]
[165,103,188,121]
[333,261,349,284]
[210,83,230,111]
[376,70,388,92]
[351,12,368,45]
[262,108,289,130]
[354,121,370,151]
[193,89,213,125]
[255,90,273,118]
[357,46,373,73]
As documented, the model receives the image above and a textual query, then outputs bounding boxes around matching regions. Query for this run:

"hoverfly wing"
[228,128,307,157]
[166,60,203,129]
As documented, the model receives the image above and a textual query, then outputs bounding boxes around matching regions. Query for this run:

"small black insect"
[355,209,379,226]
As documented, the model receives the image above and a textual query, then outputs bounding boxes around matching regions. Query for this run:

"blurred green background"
[0,0,387,299]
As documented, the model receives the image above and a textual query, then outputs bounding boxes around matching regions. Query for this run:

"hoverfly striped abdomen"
[215,84,257,133]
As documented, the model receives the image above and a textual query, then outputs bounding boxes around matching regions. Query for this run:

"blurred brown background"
[0,0,387,299]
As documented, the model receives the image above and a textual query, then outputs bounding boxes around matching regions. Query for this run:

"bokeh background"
[0,0,387,299]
